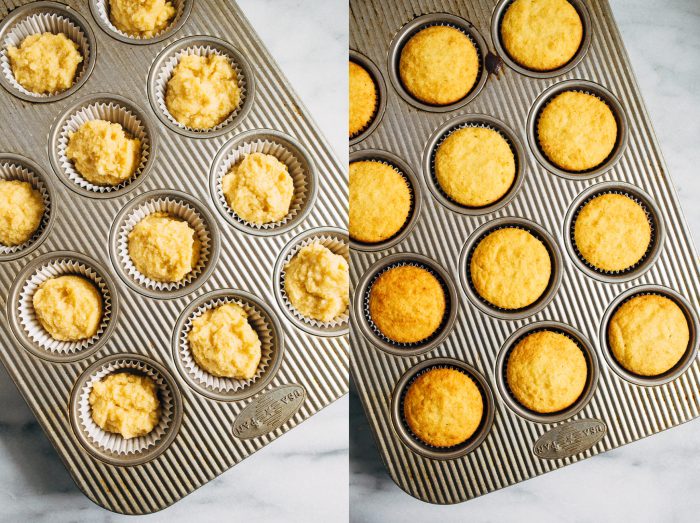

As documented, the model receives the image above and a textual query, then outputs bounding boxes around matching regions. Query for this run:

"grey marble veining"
[349,0,700,521]
[0,1,348,521]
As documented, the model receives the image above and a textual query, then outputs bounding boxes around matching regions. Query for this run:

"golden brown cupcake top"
[349,61,377,137]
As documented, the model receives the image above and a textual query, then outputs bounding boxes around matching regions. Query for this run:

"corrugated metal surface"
[350,0,700,504]
[0,0,348,514]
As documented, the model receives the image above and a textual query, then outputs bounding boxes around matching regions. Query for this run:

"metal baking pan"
[0,0,348,514]
[350,0,700,504]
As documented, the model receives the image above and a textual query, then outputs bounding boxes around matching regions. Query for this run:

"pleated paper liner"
[0,2,95,102]
[90,0,192,44]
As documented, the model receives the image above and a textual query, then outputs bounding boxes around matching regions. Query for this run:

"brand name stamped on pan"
[533,419,607,460]
[232,384,306,439]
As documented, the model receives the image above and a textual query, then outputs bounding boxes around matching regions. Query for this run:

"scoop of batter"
[0,180,44,246]
[109,0,176,37]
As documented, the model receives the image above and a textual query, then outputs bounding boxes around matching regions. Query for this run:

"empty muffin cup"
[209,129,317,236]
[599,285,699,387]
[49,93,156,198]
[147,35,254,138]
[109,190,220,299]
[565,181,664,283]
[89,0,193,44]
[6,251,118,363]
[353,253,458,357]
[0,154,56,261]
[496,321,599,424]
[422,114,525,216]
[459,217,563,320]
[348,149,421,252]
[387,13,487,112]
[172,289,286,401]
[391,358,495,460]
[273,227,349,337]
[349,50,386,145]
[527,80,628,180]
[0,1,96,102]
[70,354,183,466]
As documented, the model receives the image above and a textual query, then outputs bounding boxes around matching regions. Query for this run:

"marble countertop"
[0,1,348,521]
[350,0,700,521]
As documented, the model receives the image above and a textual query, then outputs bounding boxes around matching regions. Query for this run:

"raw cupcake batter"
[66,119,142,186]
[7,32,82,94]
[0,180,44,246]
[109,0,176,37]
[187,303,262,379]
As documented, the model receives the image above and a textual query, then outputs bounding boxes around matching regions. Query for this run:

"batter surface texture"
[0,180,44,246]
[109,0,176,37]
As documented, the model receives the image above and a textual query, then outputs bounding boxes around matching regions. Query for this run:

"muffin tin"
[0,0,347,514]
[350,0,700,505]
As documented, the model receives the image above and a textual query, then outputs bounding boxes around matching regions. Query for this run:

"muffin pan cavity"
[0,154,56,261]
[89,0,192,45]
[69,354,183,466]
[147,35,255,138]
[172,289,285,402]
[564,181,664,283]
[387,13,488,113]
[599,286,699,387]
[349,50,386,145]
[49,93,156,198]
[353,253,458,357]
[496,321,599,424]
[209,129,317,236]
[490,0,592,79]
[423,114,525,216]
[391,358,495,460]
[0,1,96,102]
[527,79,628,180]
[6,251,119,363]
[348,149,422,252]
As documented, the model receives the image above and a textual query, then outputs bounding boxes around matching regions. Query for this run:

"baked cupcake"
[537,91,617,171]
[501,0,583,71]
[507,330,587,413]
[349,61,377,137]
[369,265,445,344]
[399,25,479,105]
[349,161,411,243]
[608,294,689,376]
[574,193,651,272]
[404,367,483,447]
[7,32,83,94]
[470,227,551,309]
[434,127,516,207]
[0,180,44,246]
[89,372,161,439]
[66,120,142,186]
[109,0,176,38]
[127,212,200,282]
[32,275,102,341]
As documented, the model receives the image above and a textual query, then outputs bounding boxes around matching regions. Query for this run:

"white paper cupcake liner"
[18,258,112,355]
[279,234,350,330]
[77,358,175,455]
[92,0,187,41]
[154,44,247,133]
[117,196,212,292]
[214,138,309,231]
[178,296,275,393]
[0,162,51,256]
[56,101,151,193]
[0,12,90,98]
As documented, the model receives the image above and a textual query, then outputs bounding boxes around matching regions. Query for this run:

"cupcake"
[574,193,651,272]
[399,25,479,105]
[608,294,689,376]
[0,180,44,246]
[507,330,587,413]
[404,367,483,447]
[434,126,515,207]
[349,61,377,137]
[537,91,617,171]
[501,0,583,71]
[349,161,411,243]
[369,265,445,344]
[470,227,551,309]
[109,0,176,38]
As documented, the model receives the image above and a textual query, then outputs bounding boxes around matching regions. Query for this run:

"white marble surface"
[0,1,348,521]
[350,0,700,521]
